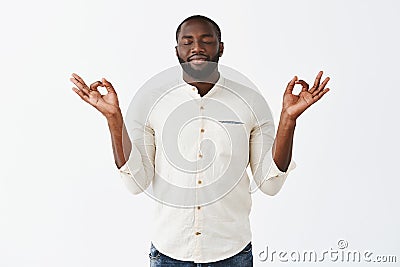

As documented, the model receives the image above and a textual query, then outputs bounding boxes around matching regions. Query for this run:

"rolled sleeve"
[118,86,157,195]
[118,143,154,195]
[258,153,296,196]
[249,91,296,196]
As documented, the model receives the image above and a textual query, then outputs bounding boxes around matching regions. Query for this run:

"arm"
[248,91,293,196]
[272,112,296,172]
[273,71,330,172]
[70,73,155,195]
[249,71,330,196]
[107,113,132,168]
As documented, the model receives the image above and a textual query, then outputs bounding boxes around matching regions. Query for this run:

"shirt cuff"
[118,144,143,176]
[267,158,296,179]
[119,161,130,174]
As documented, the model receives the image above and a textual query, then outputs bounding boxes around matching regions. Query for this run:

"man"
[70,15,330,267]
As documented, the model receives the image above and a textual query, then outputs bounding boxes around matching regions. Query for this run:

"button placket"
[194,98,205,251]
[191,86,201,99]
[198,99,205,187]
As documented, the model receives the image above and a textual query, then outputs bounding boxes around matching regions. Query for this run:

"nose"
[191,40,205,53]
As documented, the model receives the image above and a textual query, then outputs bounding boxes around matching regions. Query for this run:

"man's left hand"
[282,71,330,120]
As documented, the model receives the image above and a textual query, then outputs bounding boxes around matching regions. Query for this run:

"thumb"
[102,78,116,93]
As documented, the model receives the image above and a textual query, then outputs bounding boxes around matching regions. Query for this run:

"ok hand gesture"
[282,71,330,120]
[70,73,121,119]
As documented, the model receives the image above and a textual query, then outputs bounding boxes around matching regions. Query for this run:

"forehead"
[178,19,216,38]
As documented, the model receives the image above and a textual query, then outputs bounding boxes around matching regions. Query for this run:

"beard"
[177,51,220,81]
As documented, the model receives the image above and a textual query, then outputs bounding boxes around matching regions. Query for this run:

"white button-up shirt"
[119,73,295,263]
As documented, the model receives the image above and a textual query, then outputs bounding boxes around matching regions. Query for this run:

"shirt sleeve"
[118,89,156,195]
[257,151,296,196]
[118,128,155,195]
[248,91,296,196]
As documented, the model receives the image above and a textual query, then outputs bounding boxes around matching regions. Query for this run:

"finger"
[312,77,330,97]
[309,71,323,94]
[72,87,90,102]
[71,73,87,86]
[285,76,298,94]
[102,78,116,93]
[70,78,90,96]
[90,81,102,91]
[70,76,90,94]
[295,80,309,92]
[312,88,330,101]
[71,73,89,88]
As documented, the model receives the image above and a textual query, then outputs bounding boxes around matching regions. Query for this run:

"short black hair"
[176,15,221,43]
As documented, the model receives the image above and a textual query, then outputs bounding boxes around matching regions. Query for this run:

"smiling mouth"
[190,59,208,65]
[188,55,208,65]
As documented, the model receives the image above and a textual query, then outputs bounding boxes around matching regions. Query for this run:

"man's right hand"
[71,73,131,167]
[70,73,121,119]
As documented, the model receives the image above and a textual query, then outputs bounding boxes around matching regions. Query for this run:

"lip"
[188,55,208,61]
[190,59,207,65]
[188,56,208,66]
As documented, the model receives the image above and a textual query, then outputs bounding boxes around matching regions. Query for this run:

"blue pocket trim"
[218,120,244,124]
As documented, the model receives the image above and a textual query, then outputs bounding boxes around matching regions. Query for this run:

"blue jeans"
[149,242,253,267]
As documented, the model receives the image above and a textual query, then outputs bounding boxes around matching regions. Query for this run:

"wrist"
[280,110,297,127]
[105,107,122,120]
[106,109,123,127]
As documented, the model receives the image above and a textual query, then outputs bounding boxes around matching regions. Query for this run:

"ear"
[218,42,224,57]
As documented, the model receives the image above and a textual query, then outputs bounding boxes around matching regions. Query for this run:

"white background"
[1,0,399,266]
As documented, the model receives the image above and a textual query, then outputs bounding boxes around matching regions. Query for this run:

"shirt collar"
[178,70,226,99]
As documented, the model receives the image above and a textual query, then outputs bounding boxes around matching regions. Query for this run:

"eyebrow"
[181,33,214,39]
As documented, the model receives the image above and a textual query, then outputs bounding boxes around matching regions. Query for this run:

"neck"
[182,69,220,96]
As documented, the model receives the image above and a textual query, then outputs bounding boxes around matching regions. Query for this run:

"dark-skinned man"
[70,15,330,267]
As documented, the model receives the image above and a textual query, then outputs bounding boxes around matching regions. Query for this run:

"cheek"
[177,46,189,55]
[176,49,187,60]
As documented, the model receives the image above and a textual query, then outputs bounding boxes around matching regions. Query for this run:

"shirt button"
[200,128,205,133]
[192,87,196,91]
[198,153,203,158]
[195,232,201,235]
[200,106,204,110]
[198,180,202,184]
[197,206,201,210]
